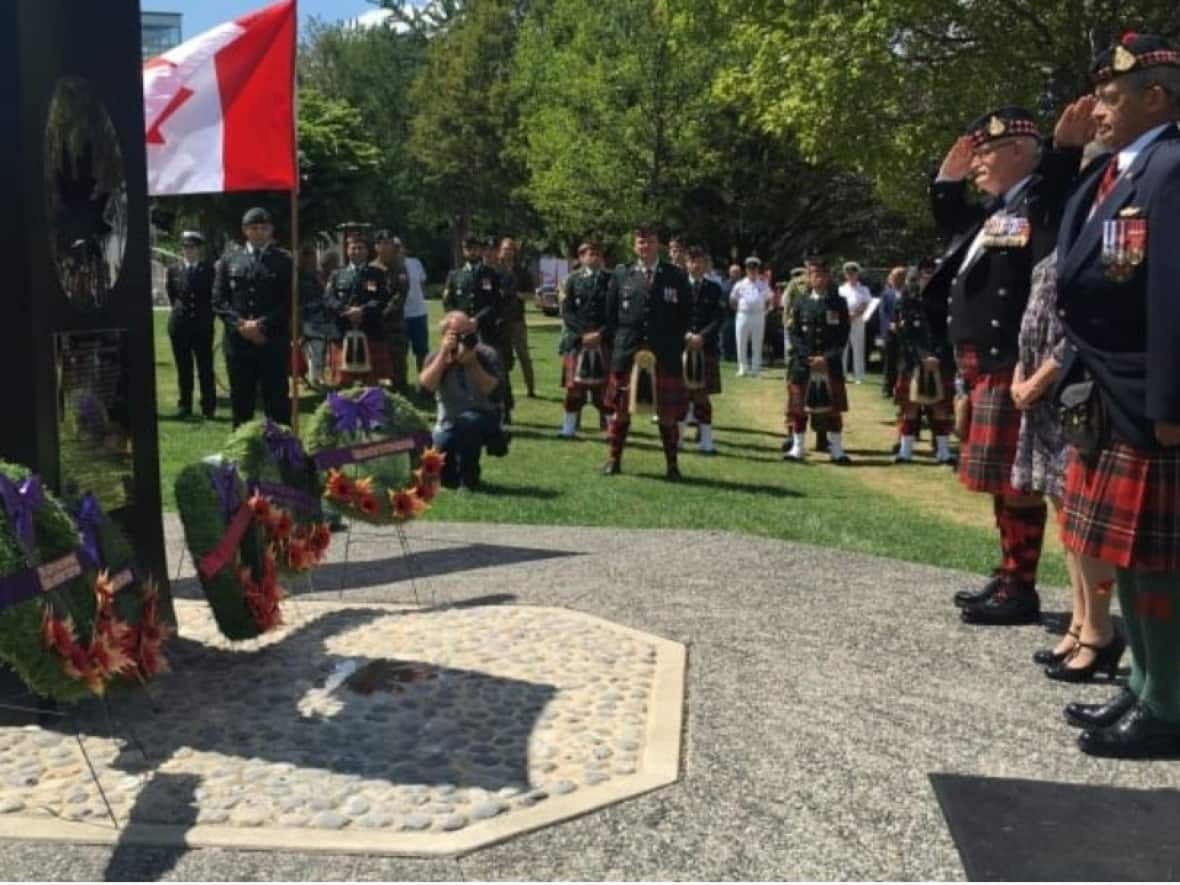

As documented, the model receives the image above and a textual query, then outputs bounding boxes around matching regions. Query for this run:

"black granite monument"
[0,1,171,611]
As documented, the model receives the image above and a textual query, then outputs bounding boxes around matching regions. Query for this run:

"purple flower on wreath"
[0,474,44,554]
[263,418,306,469]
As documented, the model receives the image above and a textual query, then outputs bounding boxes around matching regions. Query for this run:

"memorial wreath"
[305,387,444,525]
[0,461,170,702]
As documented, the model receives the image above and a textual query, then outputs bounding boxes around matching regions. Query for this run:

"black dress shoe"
[601,460,621,476]
[1078,703,1180,758]
[953,572,1003,608]
[665,465,682,481]
[960,582,1040,625]
[1033,630,1078,666]
[1065,688,1137,729]
[1046,633,1125,683]
[831,454,852,465]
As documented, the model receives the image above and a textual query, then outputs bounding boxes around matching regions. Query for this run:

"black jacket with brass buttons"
[325,263,389,340]
[786,289,850,384]
[166,260,215,335]
[604,261,691,373]
[688,276,726,355]
[560,267,609,355]
[923,145,1081,373]
[212,245,292,352]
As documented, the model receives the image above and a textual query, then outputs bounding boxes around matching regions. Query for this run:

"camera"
[460,333,480,350]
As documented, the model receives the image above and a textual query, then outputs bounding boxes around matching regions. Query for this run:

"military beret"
[180,230,204,246]
[463,234,482,247]
[241,207,271,226]
[1092,32,1179,83]
[843,261,862,274]
[964,106,1040,148]
[744,255,762,267]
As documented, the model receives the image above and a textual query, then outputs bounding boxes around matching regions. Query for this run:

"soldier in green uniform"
[324,228,390,387]
[372,230,410,392]
[497,237,537,398]
[557,239,611,438]
[212,207,292,428]
[783,255,852,464]
[443,234,510,420]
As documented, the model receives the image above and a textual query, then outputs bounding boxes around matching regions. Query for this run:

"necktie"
[1092,157,1120,210]
[643,266,653,288]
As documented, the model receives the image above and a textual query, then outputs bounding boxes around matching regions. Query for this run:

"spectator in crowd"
[401,242,430,373]
[781,266,808,361]
[839,261,872,384]
[729,256,770,377]
[419,311,509,491]
[879,266,905,397]
[720,263,742,361]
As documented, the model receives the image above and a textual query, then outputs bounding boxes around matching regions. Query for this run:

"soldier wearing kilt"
[325,229,392,387]
[556,240,611,439]
[783,256,852,464]
[892,258,956,465]
[601,224,692,480]
[681,246,725,455]
[926,102,1089,624]
[1049,33,1180,757]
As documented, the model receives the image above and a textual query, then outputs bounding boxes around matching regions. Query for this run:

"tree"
[715,0,1180,222]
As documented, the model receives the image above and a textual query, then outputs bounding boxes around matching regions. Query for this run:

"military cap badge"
[1113,45,1137,72]
[987,116,1006,136]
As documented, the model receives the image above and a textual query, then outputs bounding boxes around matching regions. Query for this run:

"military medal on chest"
[1102,209,1147,282]
[981,212,1031,248]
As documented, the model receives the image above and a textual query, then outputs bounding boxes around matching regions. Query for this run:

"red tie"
[1092,157,1119,210]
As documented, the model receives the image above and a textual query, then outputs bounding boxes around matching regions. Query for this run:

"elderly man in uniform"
[602,224,692,479]
[1051,33,1180,757]
[325,226,390,387]
[783,255,852,464]
[556,240,611,439]
[927,100,1094,625]
[371,230,410,392]
[212,207,292,428]
[166,230,217,420]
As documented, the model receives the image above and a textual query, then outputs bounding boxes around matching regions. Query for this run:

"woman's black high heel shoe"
[1045,633,1126,683]
[1033,629,1079,666]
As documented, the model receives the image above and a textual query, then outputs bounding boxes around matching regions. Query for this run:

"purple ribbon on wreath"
[74,492,104,568]
[208,461,241,524]
[328,389,385,434]
[0,474,44,554]
[263,418,306,469]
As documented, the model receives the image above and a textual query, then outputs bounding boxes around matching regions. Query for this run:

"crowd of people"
[162,31,1180,758]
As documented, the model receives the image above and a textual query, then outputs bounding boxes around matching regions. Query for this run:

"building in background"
[141,11,182,59]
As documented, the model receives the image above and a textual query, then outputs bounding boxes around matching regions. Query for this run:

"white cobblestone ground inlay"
[0,600,686,855]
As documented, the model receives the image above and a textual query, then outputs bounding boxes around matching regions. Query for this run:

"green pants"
[1118,568,1180,722]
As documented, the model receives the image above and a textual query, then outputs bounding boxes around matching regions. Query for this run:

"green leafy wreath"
[0,461,170,702]
[174,458,282,641]
[223,419,331,575]
[305,387,443,524]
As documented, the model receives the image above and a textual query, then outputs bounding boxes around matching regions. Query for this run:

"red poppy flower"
[389,487,425,521]
[356,492,383,519]
[419,448,445,478]
[414,478,438,503]
[309,523,332,554]
[325,469,354,502]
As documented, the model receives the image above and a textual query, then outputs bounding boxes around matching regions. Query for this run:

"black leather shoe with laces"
[959,580,1040,625]
[1078,703,1180,758]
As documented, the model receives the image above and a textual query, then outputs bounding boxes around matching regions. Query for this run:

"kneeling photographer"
[419,311,509,491]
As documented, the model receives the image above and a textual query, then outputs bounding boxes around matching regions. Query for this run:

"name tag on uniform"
[981,212,1030,248]
[663,286,678,304]
[825,310,839,325]
[1102,217,1147,282]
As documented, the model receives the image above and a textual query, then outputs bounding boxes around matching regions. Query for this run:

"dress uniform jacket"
[443,260,503,340]
[498,265,530,325]
[559,267,609,355]
[371,258,409,334]
[688,277,726,355]
[895,287,952,377]
[212,246,292,352]
[1055,126,1180,450]
[604,261,692,373]
[787,290,850,384]
[324,263,389,340]
[924,146,1082,374]
[166,260,215,335]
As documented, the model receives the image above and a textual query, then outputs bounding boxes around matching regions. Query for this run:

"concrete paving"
[0,515,1173,880]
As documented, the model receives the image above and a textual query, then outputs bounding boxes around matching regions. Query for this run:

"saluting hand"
[1156,421,1180,448]
[938,136,975,181]
[1053,96,1098,148]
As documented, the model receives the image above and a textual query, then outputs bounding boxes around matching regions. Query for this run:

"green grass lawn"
[152,305,1067,585]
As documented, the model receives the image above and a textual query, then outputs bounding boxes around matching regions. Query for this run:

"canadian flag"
[143,0,296,196]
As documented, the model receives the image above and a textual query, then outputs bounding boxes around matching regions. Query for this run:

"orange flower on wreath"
[389,487,426,521]
[356,491,383,519]
[413,473,439,503]
[287,539,309,571]
[270,510,294,541]
[352,476,375,499]
[308,523,332,555]
[325,469,355,502]
[41,609,77,656]
[418,447,445,479]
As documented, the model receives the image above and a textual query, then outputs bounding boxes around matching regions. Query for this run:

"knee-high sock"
[1124,569,1180,720]
[658,423,679,468]
[607,415,630,463]
[1117,569,1147,700]
[694,397,712,425]
[899,416,919,436]
[998,500,1047,585]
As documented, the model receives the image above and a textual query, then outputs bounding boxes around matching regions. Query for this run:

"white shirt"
[730,277,770,313]
[839,281,871,321]
[1114,123,1172,174]
[403,256,428,318]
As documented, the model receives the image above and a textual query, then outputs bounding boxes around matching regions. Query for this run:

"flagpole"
[288,0,301,435]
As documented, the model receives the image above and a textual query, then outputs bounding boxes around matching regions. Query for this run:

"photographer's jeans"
[434,409,504,489]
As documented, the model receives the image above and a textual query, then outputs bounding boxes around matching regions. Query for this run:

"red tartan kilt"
[1060,443,1180,572]
[786,376,849,417]
[957,369,1021,495]
[329,337,393,386]
[893,367,954,409]
[605,360,688,422]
